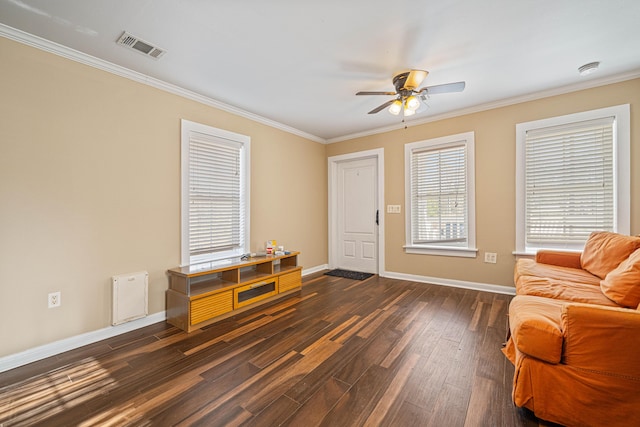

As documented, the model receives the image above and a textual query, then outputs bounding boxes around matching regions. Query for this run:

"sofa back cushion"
[601,248,640,308]
[580,232,640,279]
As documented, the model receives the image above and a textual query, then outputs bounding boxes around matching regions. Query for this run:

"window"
[404,132,476,257]
[515,105,630,253]
[181,120,250,266]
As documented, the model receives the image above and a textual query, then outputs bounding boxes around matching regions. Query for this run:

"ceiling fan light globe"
[406,95,420,111]
[388,100,402,115]
[403,107,416,117]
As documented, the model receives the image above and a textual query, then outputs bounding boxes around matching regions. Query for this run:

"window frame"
[404,131,477,258]
[180,119,250,266]
[515,104,630,254]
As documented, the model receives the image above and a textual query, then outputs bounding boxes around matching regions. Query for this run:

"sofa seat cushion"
[580,231,640,279]
[509,295,565,364]
[515,258,600,286]
[600,248,640,308]
[516,276,620,306]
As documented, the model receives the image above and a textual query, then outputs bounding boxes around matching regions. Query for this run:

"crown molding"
[4,23,638,146]
[327,69,640,143]
[0,23,327,144]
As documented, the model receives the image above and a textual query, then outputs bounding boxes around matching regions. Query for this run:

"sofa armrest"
[562,303,640,378]
[535,250,582,269]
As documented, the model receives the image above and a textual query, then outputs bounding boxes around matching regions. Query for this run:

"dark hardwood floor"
[0,273,557,426]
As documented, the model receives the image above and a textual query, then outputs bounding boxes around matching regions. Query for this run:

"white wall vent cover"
[112,271,148,325]
[116,32,166,59]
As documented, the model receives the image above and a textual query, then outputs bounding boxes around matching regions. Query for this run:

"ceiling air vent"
[116,31,166,59]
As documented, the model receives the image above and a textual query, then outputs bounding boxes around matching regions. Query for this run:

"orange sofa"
[503,232,640,426]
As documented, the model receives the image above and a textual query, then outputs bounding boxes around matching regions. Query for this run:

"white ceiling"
[2,0,640,142]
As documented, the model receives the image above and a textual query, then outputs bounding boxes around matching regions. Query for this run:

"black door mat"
[324,269,374,281]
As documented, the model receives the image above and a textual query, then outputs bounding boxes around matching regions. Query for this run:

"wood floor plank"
[394,299,428,332]
[403,336,460,411]
[332,326,400,386]
[319,364,392,426]
[281,377,350,426]
[428,382,470,427]
[0,274,554,427]
[148,362,261,426]
[249,319,330,368]
[464,375,502,427]
[380,319,424,369]
[386,400,433,427]
[244,394,300,427]
[283,335,368,405]
[190,401,253,427]
[362,352,421,427]
[356,304,399,339]
[243,341,342,414]
[175,351,302,426]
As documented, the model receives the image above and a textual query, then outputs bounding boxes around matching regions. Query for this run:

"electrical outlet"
[48,291,61,308]
[484,252,497,264]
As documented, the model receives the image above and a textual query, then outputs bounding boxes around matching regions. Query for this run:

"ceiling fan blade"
[368,99,395,114]
[404,69,428,90]
[356,91,397,96]
[419,81,466,95]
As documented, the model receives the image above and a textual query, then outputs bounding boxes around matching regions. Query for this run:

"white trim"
[3,23,639,146]
[383,271,516,296]
[404,132,476,256]
[326,70,640,144]
[0,264,346,373]
[0,270,513,372]
[302,264,330,276]
[0,311,166,373]
[328,148,385,275]
[0,263,326,373]
[180,120,251,266]
[0,23,325,144]
[515,104,630,253]
[403,246,478,257]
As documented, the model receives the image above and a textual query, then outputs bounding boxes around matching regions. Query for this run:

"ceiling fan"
[356,69,465,116]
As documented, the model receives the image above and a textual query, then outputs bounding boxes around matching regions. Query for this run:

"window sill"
[404,245,478,258]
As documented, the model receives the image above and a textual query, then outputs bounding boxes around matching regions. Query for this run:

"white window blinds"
[188,135,244,257]
[181,120,249,266]
[411,144,468,245]
[524,116,614,246]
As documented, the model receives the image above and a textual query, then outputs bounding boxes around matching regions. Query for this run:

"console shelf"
[166,252,302,332]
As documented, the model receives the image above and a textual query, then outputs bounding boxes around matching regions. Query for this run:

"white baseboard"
[0,266,512,374]
[0,311,166,373]
[0,264,329,373]
[382,271,516,296]
[302,264,329,276]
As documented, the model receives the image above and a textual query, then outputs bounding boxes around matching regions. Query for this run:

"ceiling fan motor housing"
[393,69,428,92]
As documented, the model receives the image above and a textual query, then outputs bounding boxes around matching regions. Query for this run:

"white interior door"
[336,157,378,273]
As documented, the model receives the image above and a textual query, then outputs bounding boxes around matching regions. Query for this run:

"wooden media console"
[166,252,302,332]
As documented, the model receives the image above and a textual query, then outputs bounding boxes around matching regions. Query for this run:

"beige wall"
[0,37,327,357]
[2,34,638,359]
[327,78,640,288]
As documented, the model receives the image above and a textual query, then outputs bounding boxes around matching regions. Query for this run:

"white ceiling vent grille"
[116,31,166,59]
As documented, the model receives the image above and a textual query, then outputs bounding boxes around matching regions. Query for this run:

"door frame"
[328,148,385,276]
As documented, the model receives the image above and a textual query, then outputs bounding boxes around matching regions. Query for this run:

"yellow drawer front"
[279,270,302,293]
[190,290,233,325]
